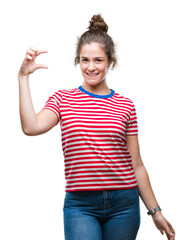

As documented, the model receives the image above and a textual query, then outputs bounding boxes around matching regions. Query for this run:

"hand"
[18,47,48,77]
[152,211,175,240]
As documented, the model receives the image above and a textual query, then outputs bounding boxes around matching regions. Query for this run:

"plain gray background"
[0,0,192,239]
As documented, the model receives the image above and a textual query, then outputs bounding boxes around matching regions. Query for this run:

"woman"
[18,14,175,240]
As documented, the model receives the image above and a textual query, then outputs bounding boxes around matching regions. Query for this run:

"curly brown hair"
[74,14,118,70]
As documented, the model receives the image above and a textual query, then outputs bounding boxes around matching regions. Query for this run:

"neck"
[82,81,111,95]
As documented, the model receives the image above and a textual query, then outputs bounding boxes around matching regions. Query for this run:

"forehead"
[80,42,106,58]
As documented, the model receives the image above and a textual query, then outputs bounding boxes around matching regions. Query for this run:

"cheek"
[80,64,86,73]
[99,65,107,73]
[103,65,108,74]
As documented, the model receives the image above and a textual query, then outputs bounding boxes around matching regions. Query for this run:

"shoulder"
[54,87,79,98]
[114,92,138,120]
[114,91,135,107]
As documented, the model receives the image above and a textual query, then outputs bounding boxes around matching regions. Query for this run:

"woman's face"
[79,42,111,86]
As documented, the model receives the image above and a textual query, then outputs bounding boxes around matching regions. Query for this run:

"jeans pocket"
[125,187,139,204]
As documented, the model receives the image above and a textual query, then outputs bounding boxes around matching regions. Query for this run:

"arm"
[126,135,175,240]
[18,47,58,136]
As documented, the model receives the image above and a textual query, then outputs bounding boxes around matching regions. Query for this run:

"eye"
[96,59,102,63]
[82,58,88,63]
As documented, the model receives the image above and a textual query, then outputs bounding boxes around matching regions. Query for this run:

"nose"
[88,61,96,71]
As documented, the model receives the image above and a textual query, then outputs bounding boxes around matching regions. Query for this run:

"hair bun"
[88,14,108,33]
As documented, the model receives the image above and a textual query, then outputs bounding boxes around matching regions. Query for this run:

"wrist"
[151,210,162,218]
[18,73,29,82]
[147,205,162,216]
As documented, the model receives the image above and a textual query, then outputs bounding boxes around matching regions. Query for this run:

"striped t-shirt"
[43,85,139,192]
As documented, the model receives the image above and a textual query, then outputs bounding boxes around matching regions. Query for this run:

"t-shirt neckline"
[78,85,115,99]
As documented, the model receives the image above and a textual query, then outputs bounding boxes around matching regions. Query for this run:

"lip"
[86,72,99,78]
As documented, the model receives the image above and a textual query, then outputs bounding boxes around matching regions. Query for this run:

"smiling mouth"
[86,73,99,77]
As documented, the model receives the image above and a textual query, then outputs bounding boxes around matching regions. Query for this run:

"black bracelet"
[147,206,162,215]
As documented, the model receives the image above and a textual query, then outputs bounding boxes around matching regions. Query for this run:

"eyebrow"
[80,56,104,59]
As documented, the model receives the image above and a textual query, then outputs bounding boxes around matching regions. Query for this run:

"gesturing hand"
[152,211,175,240]
[18,47,48,76]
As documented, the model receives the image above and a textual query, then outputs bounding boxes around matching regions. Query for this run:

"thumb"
[35,64,48,70]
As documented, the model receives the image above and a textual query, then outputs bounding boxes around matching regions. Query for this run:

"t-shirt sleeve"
[125,102,138,135]
[43,90,62,122]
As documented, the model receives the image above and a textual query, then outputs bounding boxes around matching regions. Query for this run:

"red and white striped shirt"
[43,85,139,192]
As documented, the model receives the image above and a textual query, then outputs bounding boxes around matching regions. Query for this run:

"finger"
[170,231,175,240]
[165,225,174,239]
[159,230,164,235]
[168,222,175,238]
[27,49,36,58]
[168,233,174,240]
[166,232,171,240]
[170,232,175,240]
[28,47,47,57]
[29,47,38,52]
[36,49,48,56]
[35,64,48,70]
[26,54,32,60]
[165,231,174,240]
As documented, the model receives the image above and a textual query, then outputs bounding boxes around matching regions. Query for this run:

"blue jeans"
[63,187,141,240]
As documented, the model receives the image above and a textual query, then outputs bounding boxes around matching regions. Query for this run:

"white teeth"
[87,73,98,76]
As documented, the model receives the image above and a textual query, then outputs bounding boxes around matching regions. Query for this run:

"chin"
[84,76,105,84]
[85,79,104,86]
